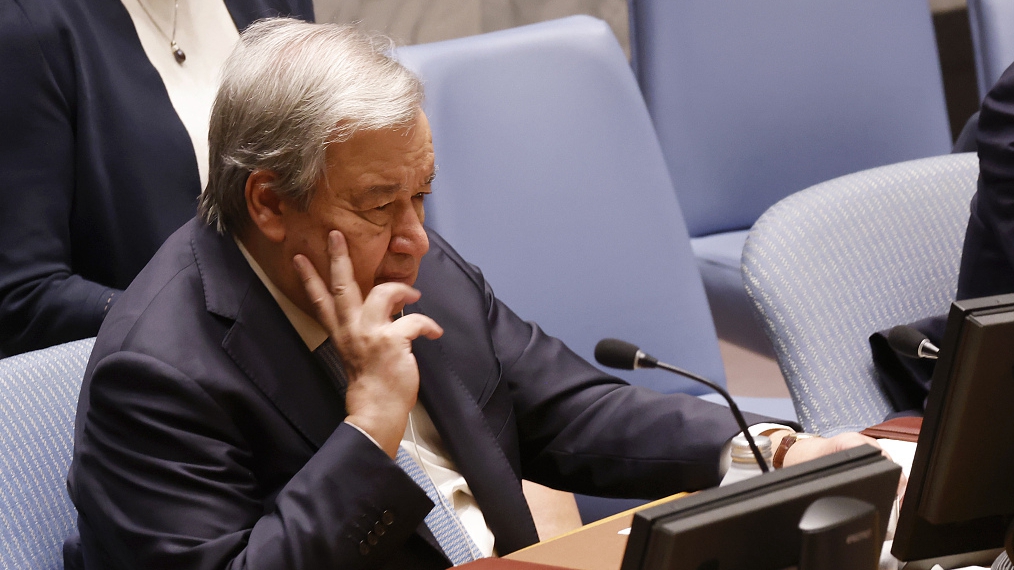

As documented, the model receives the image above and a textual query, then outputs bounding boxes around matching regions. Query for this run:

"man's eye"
[373,202,394,212]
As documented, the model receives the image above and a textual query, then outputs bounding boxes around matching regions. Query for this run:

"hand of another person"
[784,432,908,500]
[293,230,443,458]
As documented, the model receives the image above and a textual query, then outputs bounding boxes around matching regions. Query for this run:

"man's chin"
[374,273,418,289]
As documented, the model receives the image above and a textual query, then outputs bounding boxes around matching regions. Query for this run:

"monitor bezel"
[892,293,1014,562]
[620,445,900,570]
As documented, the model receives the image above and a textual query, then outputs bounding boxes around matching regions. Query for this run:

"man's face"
[282,111,434,306]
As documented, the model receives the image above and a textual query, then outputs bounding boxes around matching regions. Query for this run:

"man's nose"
[390,201,428,256]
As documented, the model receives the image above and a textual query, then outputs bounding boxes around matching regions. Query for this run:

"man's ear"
[245,170,287,243]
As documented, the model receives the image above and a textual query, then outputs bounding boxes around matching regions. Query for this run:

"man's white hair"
[200,18,423,234]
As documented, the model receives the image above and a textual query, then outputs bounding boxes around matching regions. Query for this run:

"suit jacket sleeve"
[428,234,774,497]
[0,0,119,355]
[960,61,1014,300]
[73,351,435,570]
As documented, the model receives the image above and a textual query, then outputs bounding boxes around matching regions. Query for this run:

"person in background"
[0,0,313,356]
[67,19,878,569]
[871,61,1014,415]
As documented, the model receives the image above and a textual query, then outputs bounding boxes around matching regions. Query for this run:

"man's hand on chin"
[293,230,443,458]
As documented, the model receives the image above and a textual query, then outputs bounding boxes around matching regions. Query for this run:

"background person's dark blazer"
[960,62,1014,301]
[67,219,764,570]
[0,0,312,356]
[871,61,1014,415]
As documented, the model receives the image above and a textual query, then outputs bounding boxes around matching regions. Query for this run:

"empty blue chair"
[629,0,953,356]
[397,16,724,397]
[0,337,94,569]
[742,154,977,436]
[397,16,774,522]
[968,0,1014,98]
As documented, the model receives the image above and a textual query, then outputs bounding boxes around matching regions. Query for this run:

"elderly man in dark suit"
[68,18,869,570]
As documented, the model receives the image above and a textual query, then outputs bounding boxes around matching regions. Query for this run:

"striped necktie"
[312,341,483,565]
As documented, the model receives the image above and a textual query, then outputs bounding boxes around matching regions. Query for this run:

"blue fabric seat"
[397,16,793,522]
[0,337,94,569]
[968,0,1014,98]
[397,16,724,398]
[629,0,953,356]
[742,154,978,436]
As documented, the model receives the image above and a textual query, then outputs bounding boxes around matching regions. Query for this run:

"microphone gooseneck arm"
[594,338,770,473]
[649,360,770,474]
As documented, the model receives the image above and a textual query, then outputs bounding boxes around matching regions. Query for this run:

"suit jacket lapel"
[411,332,540,554]
[192,222,345,450]
[191,222,453,563]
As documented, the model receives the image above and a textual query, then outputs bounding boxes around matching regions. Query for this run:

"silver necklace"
[135,0,186,64]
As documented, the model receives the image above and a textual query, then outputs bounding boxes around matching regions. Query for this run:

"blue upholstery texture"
[629,0,953,354]
[742,154,978,436]
[0,337,93,569]
[968,0,1014,98]
[396,16,725,397]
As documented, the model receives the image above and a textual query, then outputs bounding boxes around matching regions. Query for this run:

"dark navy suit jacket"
[872,62,1014,414]
[0,0,312,356]
[67,219,762,569]
[960,62,1014,300]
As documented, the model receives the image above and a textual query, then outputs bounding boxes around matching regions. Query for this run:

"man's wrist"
[719,423,796,477]
[772,432,818,468]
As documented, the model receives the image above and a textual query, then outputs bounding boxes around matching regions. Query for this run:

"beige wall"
[313,0,630,56]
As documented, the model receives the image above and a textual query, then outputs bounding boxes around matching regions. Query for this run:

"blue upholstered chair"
[968,0,1014,99]
[629,0,953,356]
[742,154,978,436]
[396,16,724,397]
[0,337,93,569]
[397,16,793,522]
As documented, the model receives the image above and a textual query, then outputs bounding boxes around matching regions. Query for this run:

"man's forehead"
[329,163,435,207]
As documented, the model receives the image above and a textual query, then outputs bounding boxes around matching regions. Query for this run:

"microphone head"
[594,338,641,370]
[887,325,932,359]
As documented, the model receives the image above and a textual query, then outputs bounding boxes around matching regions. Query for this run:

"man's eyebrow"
[362,184,401,197]
[357,168,437,201]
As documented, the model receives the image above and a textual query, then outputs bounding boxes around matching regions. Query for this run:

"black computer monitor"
[620,445,901,570]
[892,293,1014,564]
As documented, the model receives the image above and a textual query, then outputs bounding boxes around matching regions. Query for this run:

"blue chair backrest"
[968,0,1014,98]
[742,155,977,436]
[396,15,726,395]
[0,338,93,569]
[629,0,953,239]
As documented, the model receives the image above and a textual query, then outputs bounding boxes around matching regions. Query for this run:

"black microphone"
[887,325,939,360]
[594,338,770,473]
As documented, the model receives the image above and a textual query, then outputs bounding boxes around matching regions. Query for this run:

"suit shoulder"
[95,223,207,353]
[423,230,486,288]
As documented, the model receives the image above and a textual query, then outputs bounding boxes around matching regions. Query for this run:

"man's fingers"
[327,230,363,320]
[361,281,422,324]
[389,313,444,341]
[293,254,339,331]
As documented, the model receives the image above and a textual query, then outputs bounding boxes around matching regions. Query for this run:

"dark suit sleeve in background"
[959,62,1014,300]
[869,62,1014,417]
[0,0,119,354]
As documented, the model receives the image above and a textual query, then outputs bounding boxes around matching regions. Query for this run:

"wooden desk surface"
[503,494,687,570]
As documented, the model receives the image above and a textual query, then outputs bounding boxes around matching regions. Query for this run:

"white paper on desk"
[877,439,917,479]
